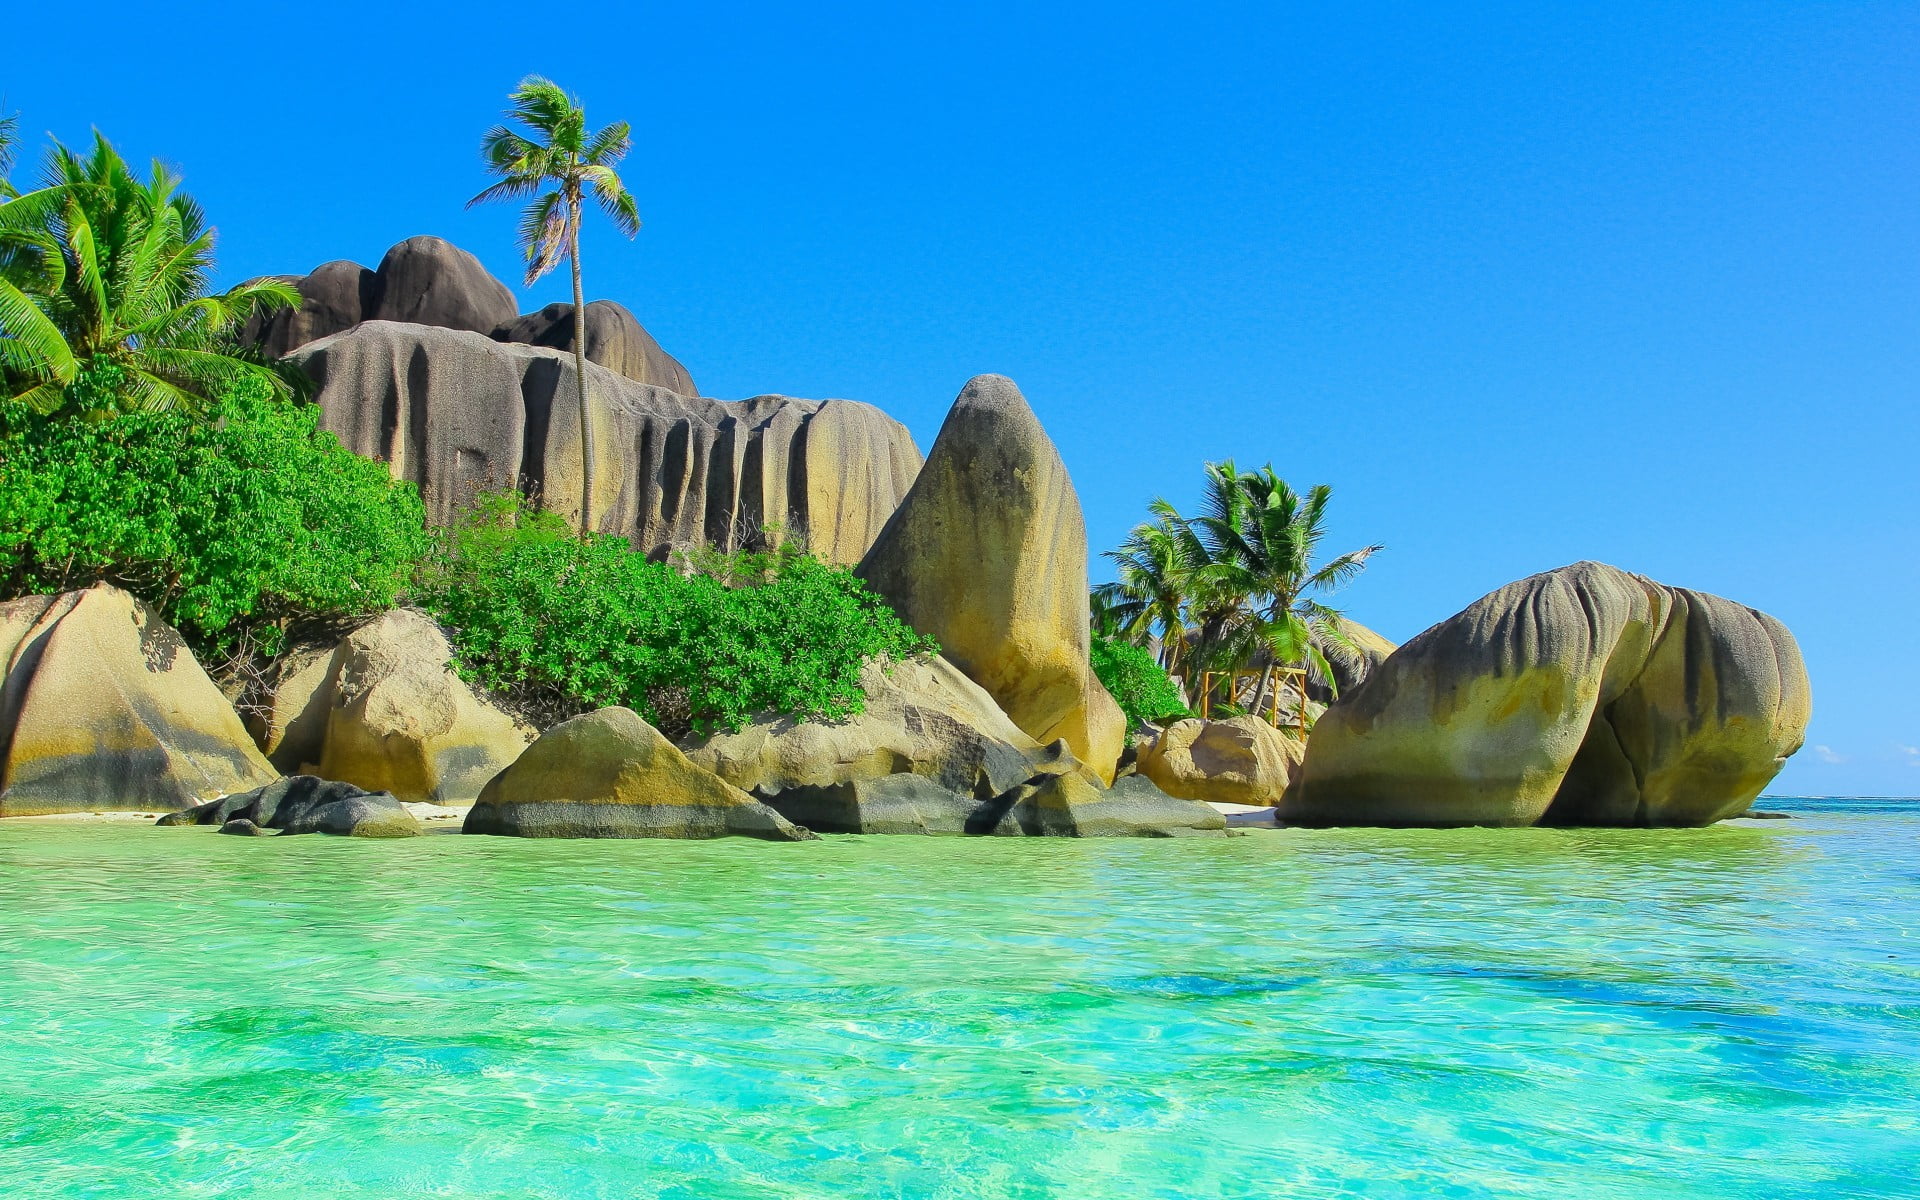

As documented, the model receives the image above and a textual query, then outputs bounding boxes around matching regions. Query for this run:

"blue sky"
[7,2,1915,794]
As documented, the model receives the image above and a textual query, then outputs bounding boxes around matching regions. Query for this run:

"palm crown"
[469,77,639,285]
[1097,461,1382,716]
[0,133,296,415]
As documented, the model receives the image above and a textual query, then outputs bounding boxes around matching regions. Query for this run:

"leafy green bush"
[1092,633,1191,727]
[0,375,429,655]
[415,492,938,736]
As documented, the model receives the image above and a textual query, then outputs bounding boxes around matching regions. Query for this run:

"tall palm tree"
[0,133,295,414]
[1095,508,1195,672]
[469,76,640,535]
[1189,461,1381,718]
[1094,459,1380,725]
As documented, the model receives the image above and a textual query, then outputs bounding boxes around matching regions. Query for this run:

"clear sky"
[6,2,1915,794]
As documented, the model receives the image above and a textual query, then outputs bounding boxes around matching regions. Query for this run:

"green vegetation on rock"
[1090,633,1190,728]
[415,493,938,736]
[0,374,428,655]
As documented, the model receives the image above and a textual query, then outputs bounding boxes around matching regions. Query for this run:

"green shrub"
[1092,633,1191,727]
[0,375,429,656]
[414,493,938,736]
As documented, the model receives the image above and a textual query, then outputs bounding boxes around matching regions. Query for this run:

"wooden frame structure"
[1195,665,1311,736]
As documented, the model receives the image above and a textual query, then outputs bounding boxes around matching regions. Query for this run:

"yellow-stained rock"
[465,707,814,840]
[856,374,1123,781]
[0,585,276,814]
[1138,716,1304,807]
[315,610,529,805]
[685,654,1057,800]
[1281,561,1812,827]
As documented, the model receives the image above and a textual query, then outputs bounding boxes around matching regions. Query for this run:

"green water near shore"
[2,800,1917,1199]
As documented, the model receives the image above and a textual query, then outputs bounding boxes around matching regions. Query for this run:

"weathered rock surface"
[291,322,920,564]
[158,775,420,838]
[1138,716,1304,807]
[465,707,815,840]
[244,236,695,392]
[493,300,696,396]
[1305,619,1399,703]
[0,586,275,814]
[685,656,1222,837]
[308,610,529,805]
[1281,562,1812,828]
[685,655,1059,803]
[856,374,1126,778]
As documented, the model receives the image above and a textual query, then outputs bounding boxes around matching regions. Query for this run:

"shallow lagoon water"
[2,799,1916,1199]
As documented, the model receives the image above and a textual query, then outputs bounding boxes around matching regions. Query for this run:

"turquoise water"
[2,800,1917,1199]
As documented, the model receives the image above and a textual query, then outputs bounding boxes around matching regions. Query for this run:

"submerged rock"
[1137,716,1303,808]
[0,585,275,815]
[290,322,919,564]
[465,707,815,840]
[856,374,1125,779]
[1281,562,1812,827]
[159,775,420,838]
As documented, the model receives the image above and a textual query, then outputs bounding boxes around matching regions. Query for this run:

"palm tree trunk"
[569,192,594,537]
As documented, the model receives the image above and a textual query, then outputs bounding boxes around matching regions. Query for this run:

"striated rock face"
[158,776,420,838]
[465,707,815,840]
[493,300,696,396]
[245,235,695,393]
[1138,716,1303,808]
[856,374,1125,778]
[303,610,530,806]
[1305,619,1398,703]
[1281,562,1812,828]
[290,322,921,565]
[0,585,275,814]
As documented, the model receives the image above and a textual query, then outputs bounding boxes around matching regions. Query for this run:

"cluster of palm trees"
[1094,461,1381,723]
[0,127,296,415]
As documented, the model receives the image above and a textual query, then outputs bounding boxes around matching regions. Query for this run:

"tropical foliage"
[469,77,639,534]
[0,134,295,416]
[1091,633,1191,728]
[415,492,938,736]
[0,374,429,656]
[1095,461,1381,716]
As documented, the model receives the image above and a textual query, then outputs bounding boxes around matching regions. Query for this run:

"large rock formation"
[465,707,815,840]
[686,655,1055,803]
[684,655,1223,836]
[245,235,695,393]
[0,585,276,814]
[1137,716,1304,807]
[1281,562,1812,828]
[1305,619,1398,703]
[855,375,1126,778]
[278,610,530,806]
[158,776,420,838]
[493,300,696,396]
[290,322,920,564]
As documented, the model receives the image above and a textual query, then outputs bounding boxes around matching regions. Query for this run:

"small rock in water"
[218,818,272,836]
[1744,811,1793,820]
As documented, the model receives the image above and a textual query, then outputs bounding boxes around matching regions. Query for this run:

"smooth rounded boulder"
[1137,716,1303,807]
[0,585,276,814]
[314,610,530,805]
[856,374,1126,779]
[158,776,420,838]
[492,299,697,396]
[465,707,815,840]
[1281,561,1812,827]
